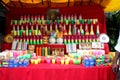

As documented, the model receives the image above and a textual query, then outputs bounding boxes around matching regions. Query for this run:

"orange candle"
[36,47,39,56]
[39,47,42,56]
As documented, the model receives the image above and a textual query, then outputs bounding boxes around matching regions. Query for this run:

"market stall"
[0,0,119,80]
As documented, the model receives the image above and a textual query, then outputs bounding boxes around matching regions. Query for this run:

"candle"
[65,59,69,65]
[39,47,42,56]
[52,59,56,64]
[61,59,64,64]
[38,58,41,63]
[46,59,51,64]
[36,47,39,56]
[34,59,39,64]
[31,59,35,64]
[45,47,48,56]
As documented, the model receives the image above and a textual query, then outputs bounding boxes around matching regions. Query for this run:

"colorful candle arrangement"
[0,50,36,68]
[11,14,100,46]
[30,56,81,65]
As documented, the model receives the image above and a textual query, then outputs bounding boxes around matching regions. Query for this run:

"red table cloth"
[0,64,116,80]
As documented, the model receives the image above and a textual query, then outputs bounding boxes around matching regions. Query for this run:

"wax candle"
[66,20,69,25]
[68,36,70,44]
[34,59,39,64]
[46,59,51,64]
[39,47,42,56]
[36,47,39,56]
[96,24,100,36]
[42,47,45,56]
[85,23,89,35]
[52,59,55,64]
[26,25,28,36]
[50,24,52,32]
[61,59,64,64]
[68,24,72,35]
[73,24,77,35]
[63,24,67,35]
[30,59,35,64]
[74,59,80,65]
[45,47,48,56]
[65,59,69,65]
[90,24,94,35]
[80,24,84,35]
[75,36,78,44]
[48,47,50,55]
[38,58,41,63]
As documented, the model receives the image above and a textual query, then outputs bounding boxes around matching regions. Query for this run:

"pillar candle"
[48,47,50,55]
[36,47,39,56]
[39,47,42,56]
[45,47,48,56]
[42,47,45,56]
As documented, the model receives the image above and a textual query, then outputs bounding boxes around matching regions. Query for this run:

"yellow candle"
[38,58,41,63]
[65,59,69,65]
[34,60,39,64]
[31,59,35,64]
[52,59,56,64]
[61,59,64,64]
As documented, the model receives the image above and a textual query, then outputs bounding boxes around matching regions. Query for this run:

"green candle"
[66,20,69,25]
[40,38,43,44]
[37,39,39,44]
[27,38,29,44]
[74,60,80,65]
[71,19,74,24]
[30,38,32,44]
[81,19,84,24]
[48,47,50,55]
[42,47,45,56]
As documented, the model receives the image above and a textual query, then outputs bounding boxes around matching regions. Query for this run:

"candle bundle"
[36,47,50,56]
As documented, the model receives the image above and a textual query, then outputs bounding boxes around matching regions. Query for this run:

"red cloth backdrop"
[0,64,116,80]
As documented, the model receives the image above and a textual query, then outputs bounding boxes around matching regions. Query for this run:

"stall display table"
[0,64,116,80]
[0,5,115,80]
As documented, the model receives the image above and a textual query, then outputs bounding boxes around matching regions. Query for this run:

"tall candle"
[39,47,42,56]
[85,23,89,35]
[96,24,100,36]
[36,47,39,56]
[48,47,50,55]
[90,24,94,35]
[42,47,45,56]
[26,25,28,36]
[17,25,20,36]
[45,47,48,56]
[68,24,72,35]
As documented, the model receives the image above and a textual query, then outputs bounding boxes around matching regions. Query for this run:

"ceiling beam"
[0,0,10,10]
